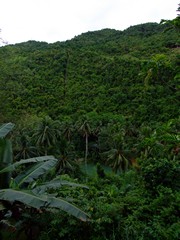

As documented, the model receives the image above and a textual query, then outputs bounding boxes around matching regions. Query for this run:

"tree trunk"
[85,133,88,176]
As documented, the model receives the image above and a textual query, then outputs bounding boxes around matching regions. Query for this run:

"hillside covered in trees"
[0,21,180,239]
[0,22,179,123]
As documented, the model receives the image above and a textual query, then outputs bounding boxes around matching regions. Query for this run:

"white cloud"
[0,0,179,44]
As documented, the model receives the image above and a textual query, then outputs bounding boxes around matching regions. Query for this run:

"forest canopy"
[0,19,180,240]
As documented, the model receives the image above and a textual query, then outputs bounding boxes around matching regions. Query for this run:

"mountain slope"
[0,22,179,124]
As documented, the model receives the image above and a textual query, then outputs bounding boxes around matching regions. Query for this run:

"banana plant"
[0,123,89,239]
[0,155,88,220]
[0,123,14,188]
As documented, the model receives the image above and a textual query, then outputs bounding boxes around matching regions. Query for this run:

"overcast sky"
[0,0,179,45]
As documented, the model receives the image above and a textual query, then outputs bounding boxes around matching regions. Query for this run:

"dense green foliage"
[0,123,88,239]
[0,22,179,123]
[0,20,179,239]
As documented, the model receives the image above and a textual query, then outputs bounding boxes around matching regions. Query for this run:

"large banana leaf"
[46,195,88,221]
[32,179,89,195]
[14,159,58,187]
[0,139,13,188]
[0,123,15,138]
[0,189,46,208]
[0,139,13,164]
[0,155,56,174]
[0,189,89,221]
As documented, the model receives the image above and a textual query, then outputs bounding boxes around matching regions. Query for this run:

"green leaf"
[46,196,89,221]
[0,123,15,138]
[0,139,13,165]
[0,189,46,208]
[0,189,89,221]
[14,159,58,187]
[0,139,13,188]
[32,179,89,194]
[0,155,56,174]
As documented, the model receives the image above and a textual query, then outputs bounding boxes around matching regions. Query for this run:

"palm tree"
[103,148,130,173]
[76,119,92,174]
[61,120,74,142]
[14,131,39,160]
[32,116,61,155]
[99,124,131,173]
[55,137,77,175]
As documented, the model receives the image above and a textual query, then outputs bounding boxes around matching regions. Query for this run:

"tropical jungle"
[0,5,180,240]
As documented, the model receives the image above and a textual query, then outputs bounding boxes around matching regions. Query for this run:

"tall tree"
[76,118,92,174]
[62,50,70,100]
[161,4,180,31]
[14,131,39,160]
[33,116,61,155]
